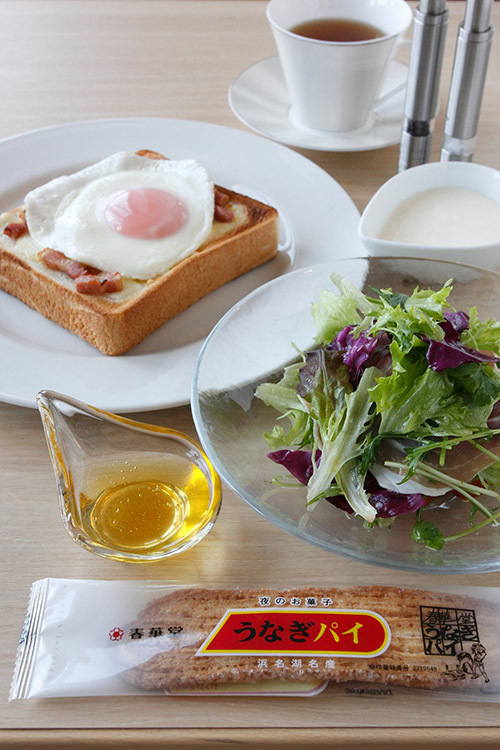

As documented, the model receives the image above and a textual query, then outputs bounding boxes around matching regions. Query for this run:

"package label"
[196,607,391,658]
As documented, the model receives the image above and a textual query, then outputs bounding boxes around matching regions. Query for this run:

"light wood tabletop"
[1,1,500,748]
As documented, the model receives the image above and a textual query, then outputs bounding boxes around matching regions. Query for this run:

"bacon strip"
[39,248,87,279]
[3,219,28,239]
[214,203,234,223]
[38,248,123,296]
[214,188,234,223]
[214,187,230,207]
[75,272,123,295]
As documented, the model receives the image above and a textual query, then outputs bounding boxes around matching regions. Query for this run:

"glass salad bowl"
[192,257,500,573]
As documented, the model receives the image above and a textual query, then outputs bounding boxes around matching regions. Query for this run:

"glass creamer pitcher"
[37,390,221,563]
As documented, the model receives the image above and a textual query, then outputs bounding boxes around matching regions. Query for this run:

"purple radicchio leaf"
[364,473,427,519]
[425,309,500,371]
[268,449,317,484]
[267,449,353,513]
[440,310,469,341]
[327,326,391,385]
[425,338,500,372]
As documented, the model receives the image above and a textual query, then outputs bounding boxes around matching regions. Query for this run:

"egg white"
[25,152,215,280]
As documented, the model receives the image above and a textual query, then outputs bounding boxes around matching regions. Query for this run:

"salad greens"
[256,273,500,548]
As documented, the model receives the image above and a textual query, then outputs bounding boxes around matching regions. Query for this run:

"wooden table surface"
[1,2,500,748]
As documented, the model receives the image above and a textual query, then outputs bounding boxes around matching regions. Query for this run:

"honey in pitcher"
[76,452,215,557]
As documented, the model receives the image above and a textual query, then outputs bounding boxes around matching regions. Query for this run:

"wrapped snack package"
[10,579,500,701]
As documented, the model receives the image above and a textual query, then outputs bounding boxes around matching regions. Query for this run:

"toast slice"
[0,150,279,355]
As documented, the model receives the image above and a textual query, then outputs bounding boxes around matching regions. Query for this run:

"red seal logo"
[109,627,124,641]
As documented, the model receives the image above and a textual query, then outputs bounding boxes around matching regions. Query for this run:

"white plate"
[0,117,362,413]
[229,57,407,152]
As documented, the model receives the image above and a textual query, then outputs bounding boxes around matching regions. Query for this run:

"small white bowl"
[359,161,500,269]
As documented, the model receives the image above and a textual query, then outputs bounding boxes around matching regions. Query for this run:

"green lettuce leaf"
[306,367,378,510]
[370,341,450,435]
[256,361,311,450]
[312,273,373,344]
[336,459,375,522]
[367,282,452,351]
[461,306,500,355]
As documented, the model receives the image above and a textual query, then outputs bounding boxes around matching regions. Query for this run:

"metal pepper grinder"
[441,0,494,161]
[398,0,449,172]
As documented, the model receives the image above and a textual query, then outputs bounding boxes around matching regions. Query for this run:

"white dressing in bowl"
[378,186,500,247]
[359,161,500,269]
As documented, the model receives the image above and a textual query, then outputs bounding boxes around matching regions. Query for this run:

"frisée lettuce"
[256,274,500,548]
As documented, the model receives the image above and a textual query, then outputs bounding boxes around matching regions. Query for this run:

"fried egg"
[25,152,215,280]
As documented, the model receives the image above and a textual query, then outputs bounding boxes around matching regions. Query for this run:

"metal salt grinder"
[398,0,449,172]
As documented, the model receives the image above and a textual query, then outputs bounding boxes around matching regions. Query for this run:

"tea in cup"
[266,0,412,132]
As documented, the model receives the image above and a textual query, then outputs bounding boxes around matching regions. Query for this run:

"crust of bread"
[0,153,279,355]
[117,586,500,692]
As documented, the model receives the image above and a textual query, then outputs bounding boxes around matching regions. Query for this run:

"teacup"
[266,0,412,133]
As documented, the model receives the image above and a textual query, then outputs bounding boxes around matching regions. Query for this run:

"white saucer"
[229,56,408,152]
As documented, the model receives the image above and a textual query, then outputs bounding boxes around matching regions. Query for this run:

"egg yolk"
[102,188,189,239]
